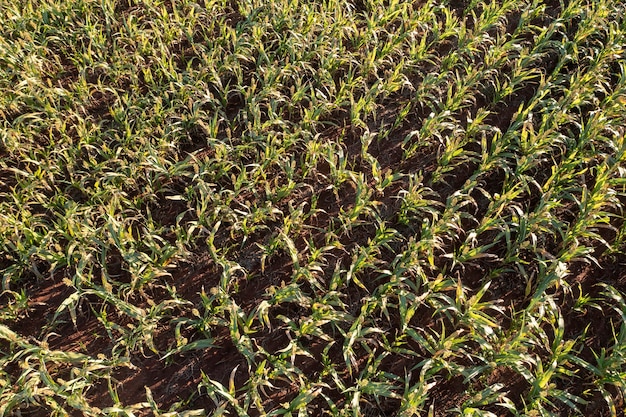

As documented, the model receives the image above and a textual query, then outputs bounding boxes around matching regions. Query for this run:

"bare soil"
[3,0,626,415]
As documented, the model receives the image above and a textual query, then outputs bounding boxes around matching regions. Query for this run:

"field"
[2,0,626,415]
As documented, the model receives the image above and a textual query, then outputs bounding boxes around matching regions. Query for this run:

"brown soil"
[2,0,625,416]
